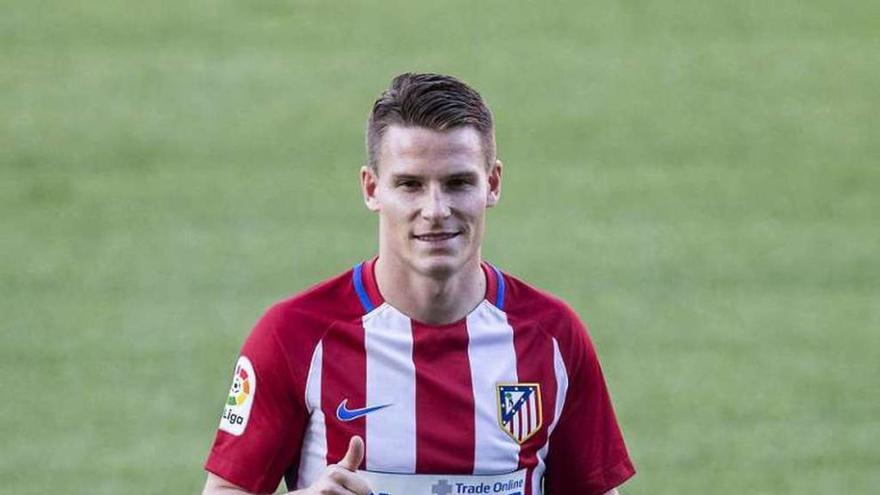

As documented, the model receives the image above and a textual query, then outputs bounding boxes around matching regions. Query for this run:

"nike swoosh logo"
[336,399,393,421]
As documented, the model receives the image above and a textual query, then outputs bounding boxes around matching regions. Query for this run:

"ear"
[486,159,503,208]
[360,165,381,212]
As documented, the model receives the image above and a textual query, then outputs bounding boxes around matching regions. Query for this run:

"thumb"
[338,435,364,471]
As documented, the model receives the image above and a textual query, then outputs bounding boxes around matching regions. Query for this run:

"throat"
[375,258,486,325]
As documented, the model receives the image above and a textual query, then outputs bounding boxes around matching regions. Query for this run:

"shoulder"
[497,268,598,370]
[242,265,365,375]
[499,269,587,338]
[260,265,365,337]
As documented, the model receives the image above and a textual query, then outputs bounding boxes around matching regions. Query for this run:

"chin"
[413,254,460,279]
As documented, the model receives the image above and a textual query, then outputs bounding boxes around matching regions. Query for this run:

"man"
[203,73,635,495]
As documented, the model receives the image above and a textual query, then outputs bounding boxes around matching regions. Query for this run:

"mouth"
[412,231,461,243]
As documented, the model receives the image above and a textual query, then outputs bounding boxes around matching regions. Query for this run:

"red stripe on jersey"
[517,410,523,440]
[511,316,557,495]
[362,258,385,307]
[321,323,367,469]
[412,320,475,473]
[525,400,531,435]
[482,262,498,307]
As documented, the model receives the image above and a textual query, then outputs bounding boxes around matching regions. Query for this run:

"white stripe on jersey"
[466,300,521,474]
[531,338,569,492]
[364,304,417,472]
[528,392,538,434]
[525,394,532,433]
[297,341,327,488]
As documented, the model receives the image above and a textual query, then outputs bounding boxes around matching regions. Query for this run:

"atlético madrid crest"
[496,383,543,444]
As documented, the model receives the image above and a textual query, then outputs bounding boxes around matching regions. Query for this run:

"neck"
[374,255,486,325]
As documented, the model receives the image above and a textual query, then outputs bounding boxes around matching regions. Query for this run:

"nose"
[420,184,451,221]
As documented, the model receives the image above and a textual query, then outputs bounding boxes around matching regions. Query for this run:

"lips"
[413,232,461,242]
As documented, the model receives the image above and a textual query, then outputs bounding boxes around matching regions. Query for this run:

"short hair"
[366,73,496,171]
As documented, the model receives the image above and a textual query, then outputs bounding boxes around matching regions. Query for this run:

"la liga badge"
[497,383,542,444]
[219,356,256,436]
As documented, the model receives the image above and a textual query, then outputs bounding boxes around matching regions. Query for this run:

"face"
[361,125,502,279]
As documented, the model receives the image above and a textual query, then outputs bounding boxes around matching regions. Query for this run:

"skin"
[360,125,502,325]
[202,125,621,495]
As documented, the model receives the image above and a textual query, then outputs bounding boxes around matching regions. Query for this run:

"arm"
[542,305,635,494]
[202,472,253,495]
[204,306,311,493]
[203,437,371,495]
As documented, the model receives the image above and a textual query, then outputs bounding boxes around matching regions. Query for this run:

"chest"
[307,303,560,474]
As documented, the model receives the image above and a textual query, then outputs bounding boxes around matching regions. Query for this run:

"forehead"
[378,125,484,174]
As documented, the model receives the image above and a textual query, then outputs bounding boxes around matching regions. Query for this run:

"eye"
[396,179,422,191]
[447,177,474,190]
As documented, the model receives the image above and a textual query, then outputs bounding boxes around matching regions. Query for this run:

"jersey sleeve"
[204,306,308,494]
[544,311,635,495]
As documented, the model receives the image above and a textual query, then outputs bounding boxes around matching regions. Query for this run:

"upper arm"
[204,306,311,493]
[543,308,635,494]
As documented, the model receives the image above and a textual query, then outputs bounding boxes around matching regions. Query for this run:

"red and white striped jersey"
[205,259,634,494]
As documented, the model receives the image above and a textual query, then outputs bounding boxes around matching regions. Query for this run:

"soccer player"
[203,73,635,495]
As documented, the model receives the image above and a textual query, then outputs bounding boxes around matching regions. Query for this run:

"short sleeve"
[204,307,308,494]
[544,314,635,495]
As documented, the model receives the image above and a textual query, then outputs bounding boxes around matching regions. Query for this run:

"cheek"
[375,189,401,213]
[382,199,411,222]
[460,196,489,219]
[377,196,413,234]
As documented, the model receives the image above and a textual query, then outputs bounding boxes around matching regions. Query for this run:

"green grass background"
[2,1,878,493]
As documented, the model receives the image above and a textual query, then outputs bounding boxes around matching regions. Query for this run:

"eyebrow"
[391,173,422,182]
[448,172,479,181]
[391,172,478,181]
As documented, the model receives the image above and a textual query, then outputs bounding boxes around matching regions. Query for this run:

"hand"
[292,436,371,495]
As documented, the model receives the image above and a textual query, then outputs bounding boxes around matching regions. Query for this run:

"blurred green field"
[2,1,879,493]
